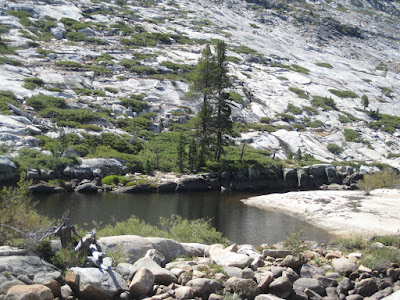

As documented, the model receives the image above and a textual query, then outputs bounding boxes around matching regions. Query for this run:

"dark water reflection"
[34,191,334,245]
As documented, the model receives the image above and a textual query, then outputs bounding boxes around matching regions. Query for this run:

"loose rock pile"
[1,236,399,300]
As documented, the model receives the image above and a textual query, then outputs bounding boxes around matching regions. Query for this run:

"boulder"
[145,249,166,267]
[257,272,274,292]
[5,284,53,300]
[262,249,291,259]
[282,255,301,268]
[267,276,293,298]
[75,183,98,193]
[336,277,353,295]
[0,256,59,278]
[225,277,260,299]
[181,243,207,257]
[129,267,155,296]
[300,264,325,278]
[65,267,127,300]
[146,237,185,262]
[26,169,40,181]
[114,184,156,193]
[332,258,357,276]
[186,278,221,298]
[297,168,309,189]
[354,278,377,297]
[130,257,177,285]
[0,156,17,182]
[29,184,63,193]
[0,274,24,295]
[255,295,285,300]
[309,164,331,188]
[33,271,62,297]
[175,286,194,300]
[176,175,209,192]
[283,168,298,189]
[60,284,73,299]
[157,181,177,193]
[98,235,153,263]
[209,245,252,268]
[66,158,126,180]
[293,278,326,296]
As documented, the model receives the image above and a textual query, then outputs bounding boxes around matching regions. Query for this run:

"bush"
[287,103,302,115]
[311,96,336,110]
[358,170,399,195]
[55,61,86,69]
[0,56,22,66]
[0,174,50,245]
[229,92,243,104]
[0,91,18,114]
[327,143,342,154]
[26,95,66,111]
[289,87,309,99]
[97,214,227,244]
[276,113,295,122]
[331,235,368,252]
[283,227,304,256]
[361,247,400,271]
[344,129,363,143]
[329,89,358,98]
[101,175,130,186]
[291,64,310,75]
[23,77,44,90]
[315,62,333,69]
[51,248,86,270]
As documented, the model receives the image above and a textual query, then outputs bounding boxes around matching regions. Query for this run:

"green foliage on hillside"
[329,89,358,98]
[344,128,363,143]
[0,91,18,114]
[311,96,337,110]
[368,113,400,133]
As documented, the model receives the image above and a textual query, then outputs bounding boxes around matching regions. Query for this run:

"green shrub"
[276,113,295,122]
[0,56,22,66]
[229,92,243,104]
[374,235,400,247]
[26,95,66,111]
[367,113,400,133]
[233,45,257,54]
[73,88,106,97]
[23,77,44,90]
[101,175,130,186]
[55,61,86,69]
[291,64,309,75]
[105,87,118,94]
[331,235,368,252]
[361,247,400,271]
[51,248,86,270]
[315,62,333,69]
[344,128,363,143]
[327,143,342,154]
[0,91,17,114]
[311,96,336,110]
[302,106,319,115]
[307,120,324,128]
[287,103,302,115]
[259,117,271,124]
[0,175,50,245]
[358,170,400,195]
[283,227,304,256]
[329,89,358,98]
[289,87,309,99]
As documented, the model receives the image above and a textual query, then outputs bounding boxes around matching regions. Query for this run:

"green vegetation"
[331,235,368,252]
[291,64,310,75]
[315,62,333,68]
[329,89,358,98]
[361,247,400,270]
[73,87,106,97]
[0,175,50,245]
[344,128,363,143]
[98,214,227,244]
[358,170,399,195]
[55,61,86,69]
[287,103,302,115]
[26,95,66,111]
[101,175,130,186]
[311,95,336,110]
[327,143,342,154]
[276,113,295,122]
[0,91,18,114]
[367,113,400,133]
[233,45,257,54]
[105,87,118,94]
[289,87,309,99]
[0,56,22,66]
[23,77,44,90]
[283,227,304,256]
[228,92,243,104]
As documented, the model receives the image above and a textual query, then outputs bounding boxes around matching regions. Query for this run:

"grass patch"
[0,91,18,114]
[344,128,363,143]
[26,95,66,111]
[289,87,309,99]
[315,62,333,69]
[101,175,130,186]
[361,247,400,271]
[287,103,302,115]
[23,77,44,90]
[55,61,86,69]
[311,95,336,110]
[329,89,358,98]
[327,143,342,154]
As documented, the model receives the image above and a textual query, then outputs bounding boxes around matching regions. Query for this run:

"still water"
[34,191,333,245]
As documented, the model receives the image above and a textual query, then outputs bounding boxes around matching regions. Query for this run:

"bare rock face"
[209,245,252,268]
[5,284,53,300]
[186,278,221,298]
[65,267,127,300]
[129,267,155,296]
[225,277,260,299]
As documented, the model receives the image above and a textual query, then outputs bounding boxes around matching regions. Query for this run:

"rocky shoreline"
[0,155,377,194]
[1,235,400,300]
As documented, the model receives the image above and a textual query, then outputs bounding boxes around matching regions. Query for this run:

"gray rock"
[5,284,53,300]
[262,249,291,259]
[181,243,207,257]
[145,237,185,262]
[0,256,59,278]
[223,266,243,278]
[345,295,363,300]
[336,277,353,295]
[0,274,24,295]
[293,278,326,296]
[29,184,64,193]
[332,258,357,276]
[242,268,255,279]
[282,255,301,268]
[0,247,26,257]
[114,184,156,193]
[175,286,194,300]
[129,267,155,296]
[283,269,300,283]
[270,266,286,278]
[255,295,285,300]
[60,284,73,299]
[50,24,66,39]
[257,272,274,292]
[75,183,98,193]
[284,168,298,189]
[65,267,127,300]
[355,278,377,297]
[225,277,260,299]
[176,175,209,192]
[267,276,293,298]
[145,249,166,267]
[209,245,252,268]
[0,156,16,182]
[186,278,221,298]
[157,181,177,193]
[130,257,177,285]
[26,169,40,181]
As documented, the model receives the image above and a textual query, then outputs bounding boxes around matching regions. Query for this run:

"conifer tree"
[188,137,197,173]
[214,40,232,161]
[189,44,217,168]
[176,133,185,173]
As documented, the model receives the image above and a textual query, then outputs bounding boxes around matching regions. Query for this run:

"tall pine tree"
[189,44,217,168]
[214,40,232,161]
